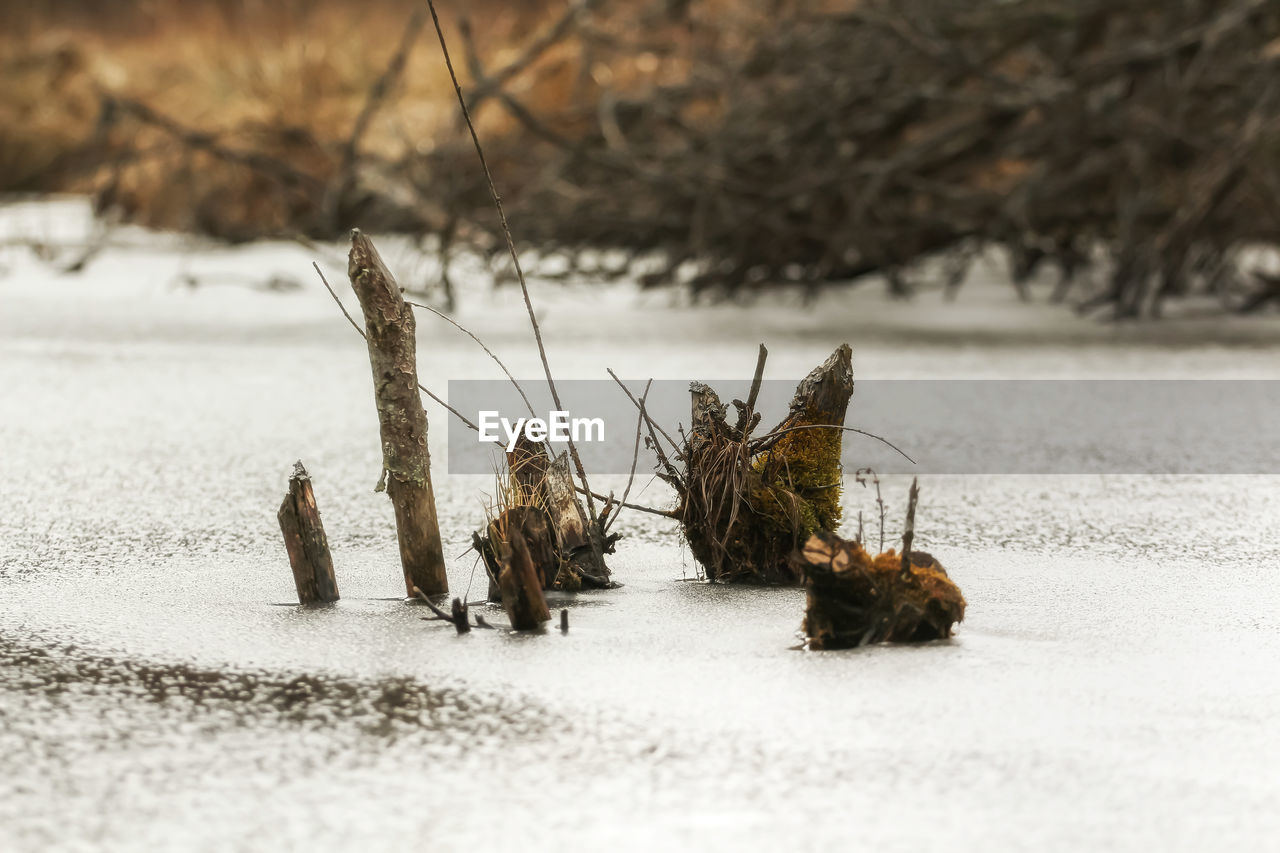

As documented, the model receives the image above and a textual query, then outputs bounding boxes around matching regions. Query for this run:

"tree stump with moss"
[678,344,853,584]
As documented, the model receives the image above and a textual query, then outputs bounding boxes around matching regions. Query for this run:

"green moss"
[754,405,844,529]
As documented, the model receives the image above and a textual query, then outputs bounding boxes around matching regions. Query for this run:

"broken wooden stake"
[513,434,612,587]
[900,476,919,578]
[450,597,471,634]
[478,504,560,602]
[498,529,551,631]
[560,609,569,633]
[348,229,448,598]
[277,461,339,605]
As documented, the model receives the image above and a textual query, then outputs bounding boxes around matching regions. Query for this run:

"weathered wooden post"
[278,461,339,604]
[348,229,448,597]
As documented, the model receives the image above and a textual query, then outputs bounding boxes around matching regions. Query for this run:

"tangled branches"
[441,0,1280,314]
[23,0,1280,315]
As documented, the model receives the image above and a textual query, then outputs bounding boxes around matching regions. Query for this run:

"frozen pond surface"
[2,200,1279,851]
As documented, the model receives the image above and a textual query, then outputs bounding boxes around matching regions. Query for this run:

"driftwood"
[277,461,339,605]
[793,481,965,648]
[498,530,552,631]
[348,229,448,597]
[677,344,855,584]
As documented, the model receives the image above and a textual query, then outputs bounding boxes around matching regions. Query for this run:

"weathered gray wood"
[348,229,448,597]
[277,461,339,604]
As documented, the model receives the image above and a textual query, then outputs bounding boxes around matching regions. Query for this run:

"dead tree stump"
[476,435,613,597]
[348,229,448,597]
[542,450,612,586]
[277,461,339,604]
[679,344,854,584]
[498,529,551,630]
[514,433,611,587]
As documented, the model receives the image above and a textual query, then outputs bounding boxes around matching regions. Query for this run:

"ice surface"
[2,200,1279,852]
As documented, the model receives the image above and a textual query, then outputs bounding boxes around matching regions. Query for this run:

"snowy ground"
[2,199,1279,852]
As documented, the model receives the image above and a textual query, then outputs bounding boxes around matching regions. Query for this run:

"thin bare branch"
[313,262,480,433]
[406,299,538,420]
[607,378,652,532]
[752,423,915,465]
[606,369,682,451]
[425,0,600,526]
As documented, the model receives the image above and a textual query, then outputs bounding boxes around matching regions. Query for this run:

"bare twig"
[406,299,537,420]
[576,486,679,519]
[414,585,496,630]
[751,423,915,465]
[426,0,600,528]
[743,343,768,437]
[606,369,681,451]
[313,262,480,432]
[899,476,919,578]
[607,378,652,532]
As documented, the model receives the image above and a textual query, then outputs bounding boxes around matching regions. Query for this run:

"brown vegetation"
[0,0,552,238]
[6,0,1280,315]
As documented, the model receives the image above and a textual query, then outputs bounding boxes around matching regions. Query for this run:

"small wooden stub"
[278,461,339,605]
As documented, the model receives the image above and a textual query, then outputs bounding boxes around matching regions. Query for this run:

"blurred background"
[4,0,1280,318]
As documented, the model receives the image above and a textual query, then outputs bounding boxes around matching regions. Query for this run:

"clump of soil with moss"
[794,531,966,649]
